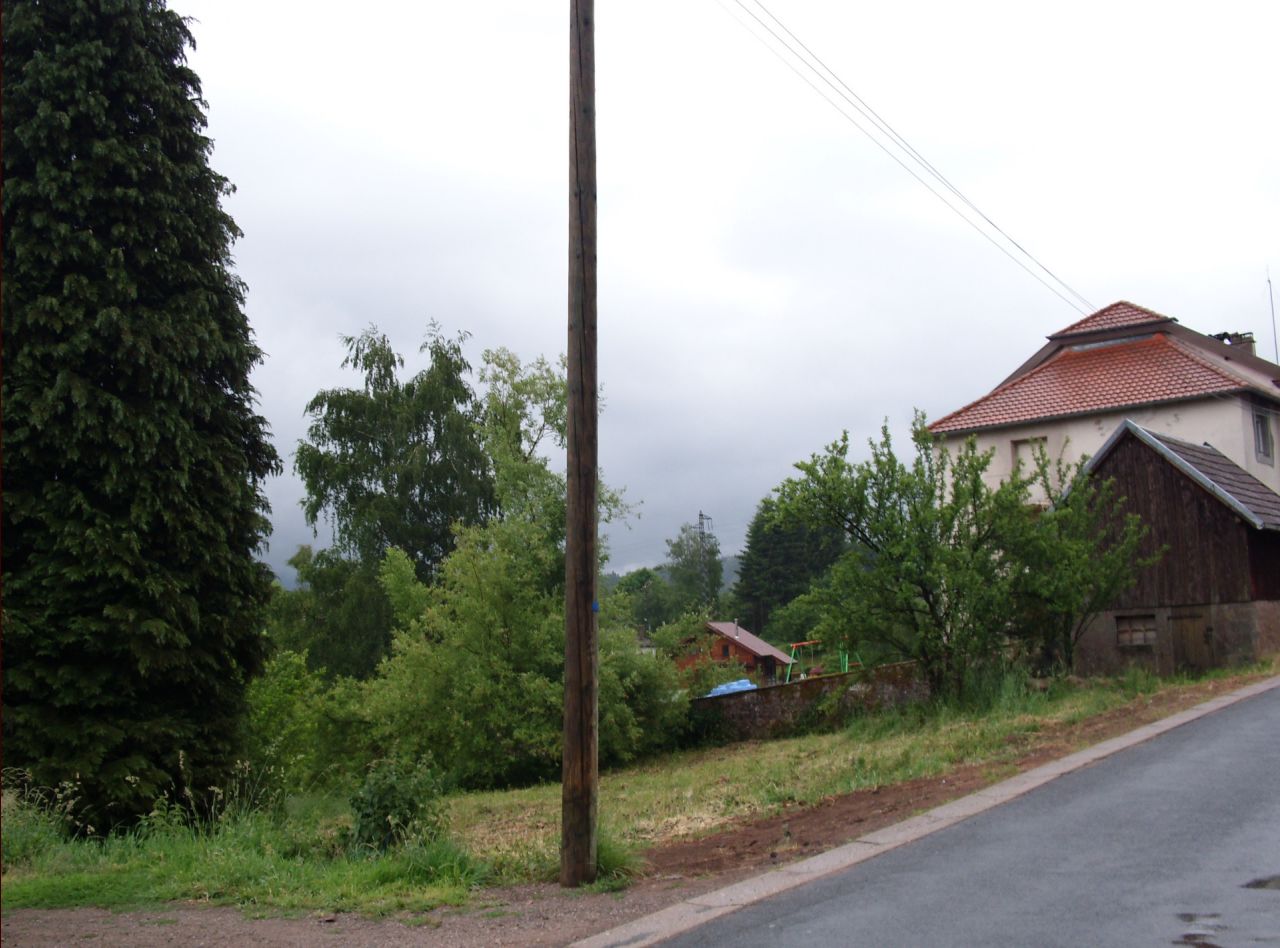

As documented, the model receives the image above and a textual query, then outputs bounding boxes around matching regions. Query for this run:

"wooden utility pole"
[562,0,598,888]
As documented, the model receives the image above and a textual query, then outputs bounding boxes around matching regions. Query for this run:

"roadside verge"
[575,675,1280,948]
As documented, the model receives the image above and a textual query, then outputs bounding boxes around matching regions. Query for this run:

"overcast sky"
[179,0,1280,582]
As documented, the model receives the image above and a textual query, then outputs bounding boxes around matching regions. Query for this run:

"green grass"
[4,664,1270,914]
[449,666,1271,869]
[0,800,485,915]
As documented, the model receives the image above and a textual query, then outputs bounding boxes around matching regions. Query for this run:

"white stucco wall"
[940,395,1280,498]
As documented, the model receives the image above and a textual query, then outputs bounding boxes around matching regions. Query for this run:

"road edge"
[573,674,1280,948]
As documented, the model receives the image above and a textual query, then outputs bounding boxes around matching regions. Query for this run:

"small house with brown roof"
[1074,421,1280,674]
[930,302,1280,498]
[676,621,795,683]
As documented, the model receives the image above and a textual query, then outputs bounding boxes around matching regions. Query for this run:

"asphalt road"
[664,686,1280,947]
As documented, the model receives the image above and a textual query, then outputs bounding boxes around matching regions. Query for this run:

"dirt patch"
[1,674,1266,947]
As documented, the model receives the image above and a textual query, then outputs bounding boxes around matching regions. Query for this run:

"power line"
[716,0,1094,315]
[746,0,1095,314]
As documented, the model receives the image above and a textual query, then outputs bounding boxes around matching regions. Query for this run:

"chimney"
[1211,331,1256,355]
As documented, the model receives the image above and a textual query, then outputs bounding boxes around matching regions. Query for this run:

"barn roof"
[1088,421,1280,531]
[705,621,795,664]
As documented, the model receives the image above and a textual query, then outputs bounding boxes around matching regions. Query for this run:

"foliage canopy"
[776,415,1148,694]
[2,0,279,823]
[295,326,495,581]
[733,495,844,636]
[664,518,723,612]
[264,546,394,680]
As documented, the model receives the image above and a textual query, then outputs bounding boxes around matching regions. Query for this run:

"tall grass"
[3,665,1268,913]
[1,778,488,914]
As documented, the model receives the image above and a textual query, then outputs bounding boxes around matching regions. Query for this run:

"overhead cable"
[718,0,1095,315]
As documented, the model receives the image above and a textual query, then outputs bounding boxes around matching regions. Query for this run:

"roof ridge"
[1051,300,1174,338]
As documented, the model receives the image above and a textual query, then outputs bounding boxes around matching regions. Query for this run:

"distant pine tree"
[2,0,280,824]
[734,496,844,635]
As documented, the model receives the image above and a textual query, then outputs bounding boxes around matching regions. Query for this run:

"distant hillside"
[721,554,741,589]
[603,555,740,591]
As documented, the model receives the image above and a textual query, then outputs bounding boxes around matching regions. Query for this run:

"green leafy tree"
[361,383,669,788]
[264,546,394,679]
[477,347,566,520]
[367,521,684,789]
[366,519,565,787]
[777,416,1148,695]
[612,566,680,631]
[2,0,279,824]
[476,345,627,537]
[777,418,1038,696]
[1014,450,1155,671]
[665,518,723,612]
[295,326,495,580]
[733,495,844,636]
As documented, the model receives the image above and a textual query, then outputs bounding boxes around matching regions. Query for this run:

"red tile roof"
[705,622,794,665]
[930,334,1247,434]
[1050,301,1174,338]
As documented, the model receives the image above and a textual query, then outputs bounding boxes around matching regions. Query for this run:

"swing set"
[783,640,852,683]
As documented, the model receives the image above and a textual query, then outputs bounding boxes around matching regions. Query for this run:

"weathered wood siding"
[1097,435,1253,607]
[1248,530,1280,600]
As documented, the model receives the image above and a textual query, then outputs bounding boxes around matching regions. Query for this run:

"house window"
[1012,436,1047,473]
[721,643,730,659]
[1116,614,1157,648]
[1255,410,1274,464]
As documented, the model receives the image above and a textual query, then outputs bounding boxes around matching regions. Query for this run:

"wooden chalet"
[677,621,795,683]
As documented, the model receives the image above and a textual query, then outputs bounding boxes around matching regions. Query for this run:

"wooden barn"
[1074,420,1280,675]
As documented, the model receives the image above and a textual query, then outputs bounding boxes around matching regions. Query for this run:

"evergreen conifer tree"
[2,0,280,824]
[734,496,845,634]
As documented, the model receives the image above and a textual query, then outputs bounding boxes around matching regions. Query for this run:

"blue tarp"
[704,678,756,698]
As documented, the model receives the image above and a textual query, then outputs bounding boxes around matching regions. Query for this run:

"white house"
[929,301,1280,497]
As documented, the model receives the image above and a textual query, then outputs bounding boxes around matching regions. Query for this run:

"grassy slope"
[4,666,1272,913]
[450,671,1137,877]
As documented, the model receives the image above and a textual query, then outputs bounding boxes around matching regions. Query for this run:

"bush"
[367,526,692,790]
[599,623,690,766]
[242,651,325,792]
[350,758,447,852]
[242,653,376,794]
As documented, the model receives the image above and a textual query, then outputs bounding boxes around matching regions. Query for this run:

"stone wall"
[1257,600,1280,660]
[1075,600,1278,677]
[690,662,928,741]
